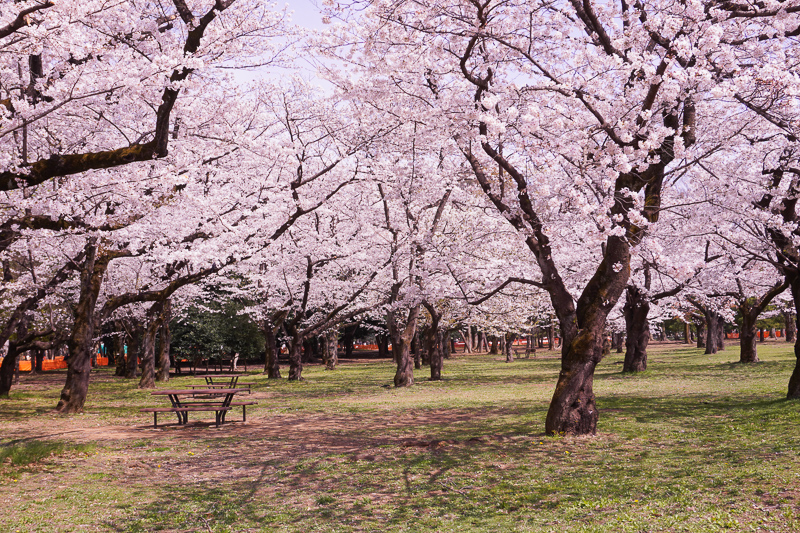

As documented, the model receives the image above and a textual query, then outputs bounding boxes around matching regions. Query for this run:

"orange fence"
[0,355,109,371]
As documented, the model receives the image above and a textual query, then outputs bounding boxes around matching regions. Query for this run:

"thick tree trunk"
[1,316,30,398]
[429,330,444,380]
[717,320,726,351]
[139,300,167,389]
[705,311,721,354]
[0,344,20,398]
[420,327,431,366]
[784,311,797,343]
[288,335,304,381]
[422,303,443,380]
[325,329,338,371]
[156,301,171,382]
[388,306,419,388]
[342,322,358,359]
[787,283,800,399]
[602,335,611,356]
[263,319,281,378]
[684,322,691,344]
[788,340,800,399]
[739,309,759,363]
[138,319,160,389]
[377,334,388,359]
[489,336,499,355]
[302,338,318,364]
[35,348,45,373]
[547,323,555,351]
[696,320,706,349]
[125,325,142,379]
[613,331,624,353]
[545,329,602,435]
[504,333,516,362]
[623,286,650,372]
[56,243,109,413]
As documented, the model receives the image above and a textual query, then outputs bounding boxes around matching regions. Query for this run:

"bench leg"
[243,405,246,422]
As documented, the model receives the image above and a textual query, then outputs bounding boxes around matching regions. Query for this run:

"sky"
[288,0,326,29]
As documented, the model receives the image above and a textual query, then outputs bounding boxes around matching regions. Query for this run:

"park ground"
[1,342,799,532]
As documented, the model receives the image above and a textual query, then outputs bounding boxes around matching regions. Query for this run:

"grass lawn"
[1,341,798,532]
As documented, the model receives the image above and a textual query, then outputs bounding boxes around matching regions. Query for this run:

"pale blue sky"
[289,0,325,29]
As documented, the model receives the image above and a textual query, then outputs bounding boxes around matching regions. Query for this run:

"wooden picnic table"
[141,388,256,428]
[193,373,255,393]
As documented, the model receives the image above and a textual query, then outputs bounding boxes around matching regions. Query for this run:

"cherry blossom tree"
[322,0,800,434]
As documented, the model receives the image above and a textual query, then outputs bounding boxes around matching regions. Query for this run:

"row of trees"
[1,0,799,435]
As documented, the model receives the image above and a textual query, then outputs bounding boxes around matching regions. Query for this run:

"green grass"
[1,342,799,532]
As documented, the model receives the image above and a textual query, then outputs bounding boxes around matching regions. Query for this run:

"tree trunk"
[422,306,444,381]
[325,329,338,371]
[784,311,797,343]
[704,312,718,354]
[0,342,21,398]
[787,282,800,399]
[696,320,706,349]
[547,323,555,351]
[288,334,304,381]
[420,327,431,366]
[412,332,421,369]
[422,303,443,380]
[125,325,142,379]
[342,322,358,359]
[717,318,726,351]
[684,322,691,344]
[302,338,317,364]
[156,301,171,382]
[138,318,160,389]
[263,318,281,379]
[114,323,126,377]
[545,329,602,435]
[504,333,516,362]
[623,286,650,372]
[459,328,472,354]
[429,329,444,380]
[739,309,759,363]
[377,334,388,359]
[612,331,623,353]
[489,335,499,355]
[387,306,419,387]
[56,243,109,413]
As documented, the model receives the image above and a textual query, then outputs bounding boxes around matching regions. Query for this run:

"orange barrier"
[41,357,68,370]
[0,356,69,371]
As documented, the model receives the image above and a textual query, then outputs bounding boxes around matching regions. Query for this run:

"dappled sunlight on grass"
[2,342,799,532]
